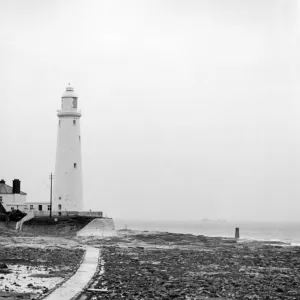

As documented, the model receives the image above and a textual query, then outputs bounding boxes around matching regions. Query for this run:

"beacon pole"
[49,173,53,218]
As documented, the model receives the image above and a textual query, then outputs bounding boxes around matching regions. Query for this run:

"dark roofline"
[0,192,27,195]
[0,183,26,195]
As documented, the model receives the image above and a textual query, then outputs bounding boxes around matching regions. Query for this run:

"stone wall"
[22,223,78,236]
[21,216,93,236]
[0,216,114,237]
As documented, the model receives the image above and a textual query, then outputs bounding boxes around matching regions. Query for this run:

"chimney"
[0,180,5,184]
[12,179,21,194]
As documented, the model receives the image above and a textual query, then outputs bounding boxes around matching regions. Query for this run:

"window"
[38,205,43,211]
[0,196,2,202]
[30,205,33,210]
[73,98,78,109]
[73,120,76,126]
[58,204,62,210]
[48,205,51,211]
[74,163,77,168]
[59,196,61,200]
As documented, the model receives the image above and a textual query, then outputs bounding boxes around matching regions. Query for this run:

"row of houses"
[0,179,50,213]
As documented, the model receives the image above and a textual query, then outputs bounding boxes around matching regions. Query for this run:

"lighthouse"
[52,86,83,213]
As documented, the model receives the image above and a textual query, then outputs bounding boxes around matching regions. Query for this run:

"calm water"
[115,219,300,245]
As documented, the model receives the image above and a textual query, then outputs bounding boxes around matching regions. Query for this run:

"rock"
[0,263,8,269]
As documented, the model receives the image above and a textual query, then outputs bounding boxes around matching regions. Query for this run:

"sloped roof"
[0,183,26,195]
[0,202,6,214]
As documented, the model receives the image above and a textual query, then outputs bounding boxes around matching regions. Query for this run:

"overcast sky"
[1,0,299,222]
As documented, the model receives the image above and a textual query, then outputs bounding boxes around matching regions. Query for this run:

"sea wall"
[0,216,115,237]
[22,223,78,236]
[77,218,116,237]
[21,216,94,236]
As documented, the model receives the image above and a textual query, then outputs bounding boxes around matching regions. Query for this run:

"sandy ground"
[0,229,85,300]
[0,264,64,294]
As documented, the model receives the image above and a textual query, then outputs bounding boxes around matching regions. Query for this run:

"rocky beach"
[1,228,300,299]
[80,230,300,300]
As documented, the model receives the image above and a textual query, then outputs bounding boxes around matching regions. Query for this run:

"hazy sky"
[1,0,300,222]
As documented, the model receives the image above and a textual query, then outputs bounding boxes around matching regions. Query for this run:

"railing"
[57,110,82,117]
[78,211,103,217]
[32,211,103,217]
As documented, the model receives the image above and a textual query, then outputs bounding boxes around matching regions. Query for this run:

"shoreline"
[118,228,297,247]
[114,219,300,245]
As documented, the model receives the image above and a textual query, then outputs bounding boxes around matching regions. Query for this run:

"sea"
[114,219,300,246]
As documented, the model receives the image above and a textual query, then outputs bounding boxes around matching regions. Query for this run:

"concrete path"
[44,247,100,300]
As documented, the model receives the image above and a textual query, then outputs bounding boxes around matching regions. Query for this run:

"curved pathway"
[44,247,100,300]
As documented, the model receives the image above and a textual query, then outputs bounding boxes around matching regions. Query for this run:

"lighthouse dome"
[62,86,78,98]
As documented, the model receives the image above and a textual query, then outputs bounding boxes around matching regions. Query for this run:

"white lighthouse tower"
[53,86,83,213]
